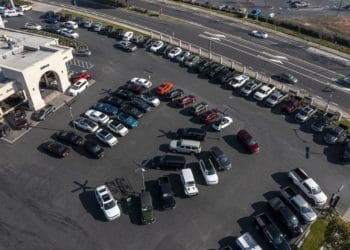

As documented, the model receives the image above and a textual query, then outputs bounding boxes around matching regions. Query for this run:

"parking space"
[1,9,350,250]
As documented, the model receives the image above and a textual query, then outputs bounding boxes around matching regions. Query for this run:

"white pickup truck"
[288,168,327,206]
[253,83,276,101]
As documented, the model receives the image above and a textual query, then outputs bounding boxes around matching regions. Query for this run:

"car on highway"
[84,140,105,159]
[113,89,135,100]
[177,95,196,108]
[84,109,110,125]
[165,88,185,101]
[295,105,317,123]
[120,83,146,95]
[32,104,56,121]
[156,81,174,95]
[68,79,89,96]
[201,109,221,124]
[94,102,119,117]
[129,77,152,88]
[95,185,121,221]
[59,28,79,39]
[174,51,190,62]
[131,97,151,112]
[176,127,206,141]
[73,117,99,133]
[237,129,260,154]
[73,47,92,57]
[106,119,128,136]
[212,116,233,131]
[227,74,250,89]
[167,47,182,59]
[265,90,289,107]
[323,124,347,144]
[149,40,164,52]
[281,96,303,114]
[64,20,78,29]
[253,84,276,101]
[337,75,350,87]
[311,113,334,132]
[290,0,310,8]
[273,73,298,84]
[140,94,160,107]
[199,158,219,185]
[115,40,137,52]
[70,70,91,83]
[24,22,42,30]
[41,141,71,158]
[210,146,231,171]
[55,131,84,146]
[101,95,124,108]
[96,128,118,147]
[121,104,143,119]
[116,111,138,128]
[183,55,200,67]
[250,30,268,38]
[240,80,262,96]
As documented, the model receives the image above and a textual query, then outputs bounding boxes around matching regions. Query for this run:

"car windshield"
[270,95,278,101]
[85,119,95,127]
[71,85,80,90]
[299,110,308,116]
[272,233,284,245]
[205,166,216,175]
[104,200,116,210]
[301,206,312,213]
[219,155,230,165]
[288,216,299,227]
[186,181,195,186]
[248,139,257,146]
[311,186,322,194]
[53,144,66,153]
[90,144,101,152]
[105,133,113,140]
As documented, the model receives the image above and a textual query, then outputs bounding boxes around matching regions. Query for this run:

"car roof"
[238,129,252,139]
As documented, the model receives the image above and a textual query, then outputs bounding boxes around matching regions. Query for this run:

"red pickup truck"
[281,96,303,114]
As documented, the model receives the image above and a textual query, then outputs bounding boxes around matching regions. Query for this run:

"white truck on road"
[288,168,327,206]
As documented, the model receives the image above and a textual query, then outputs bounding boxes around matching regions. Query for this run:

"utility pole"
[64,100,77,133]
[209,40,212,52]
[336,0,343,17]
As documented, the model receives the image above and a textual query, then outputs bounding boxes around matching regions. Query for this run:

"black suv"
[158,176,176,209]
[153,155,186,170]
[55,131,84,146]
[194,59,213,73]
[210,146,231,171]
[176,127,206,141]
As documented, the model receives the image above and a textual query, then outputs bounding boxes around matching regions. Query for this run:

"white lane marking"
[198,34,221,41]
[262,51,289,60]
[203,31,226,38]
[257,55,283,64]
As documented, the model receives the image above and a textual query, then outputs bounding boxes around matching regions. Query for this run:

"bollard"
[255,72,259,79]
[179,40,182,48]
[169,37,172,44]
[268,77,272,84]
[150,31,153,39]
[209,52,212,60]
[243,67,246,74]
[231,61,234,69]
[199,48,202,56]
[188,43,191,51]
[160,33,163,40]
[220,56,223,64]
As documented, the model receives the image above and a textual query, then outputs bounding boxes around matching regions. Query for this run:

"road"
[35,0,350,111]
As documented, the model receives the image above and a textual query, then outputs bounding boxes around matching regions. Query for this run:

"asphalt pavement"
[1,9,350,250]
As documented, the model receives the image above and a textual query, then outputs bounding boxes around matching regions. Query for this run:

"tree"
[325,216,350,250]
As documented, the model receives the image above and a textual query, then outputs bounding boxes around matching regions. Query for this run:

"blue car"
[251,8,262,16]
[116,112,138,128]
[94,102,118,117]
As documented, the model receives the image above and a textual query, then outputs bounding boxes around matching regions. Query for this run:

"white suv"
[227,74,249,89]
[95,185,121,221]
[180,168,198,197]
[68,79,88,96]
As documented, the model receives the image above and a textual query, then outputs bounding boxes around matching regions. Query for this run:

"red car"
[120,83,146,95]
[14,109,30,130]
[70,71,91,83]
[281,96,303,115]
[41,141,71,158]
[156,82,174,95]
[201,109,220,124]
[177,95,196,108]
[237,129,260,154]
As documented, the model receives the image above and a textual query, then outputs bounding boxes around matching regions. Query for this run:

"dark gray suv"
[210,146,231,171]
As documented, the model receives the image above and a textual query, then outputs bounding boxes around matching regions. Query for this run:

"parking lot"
[1,10,350,250]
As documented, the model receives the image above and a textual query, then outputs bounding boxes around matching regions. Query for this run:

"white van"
[180,168,198,197]
[3,9,23,17]
[169,139,201,154]
[122,31,134,41]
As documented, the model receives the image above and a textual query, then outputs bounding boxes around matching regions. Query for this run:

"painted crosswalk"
[66,59,94,70]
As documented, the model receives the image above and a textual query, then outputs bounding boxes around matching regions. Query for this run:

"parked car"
[265,90,289,107]
[68,78,89,96]
[140,94,160,107]
[120,83,146,95]
[24,22,42,30]
[131,97,151,113]
[84,140,105,158]
[158,176,176,209]
[216,69,235,85]
[295,105,317,123]
[190,101,209,116]
[73,118,99,133]
[116,111,138,128]
[122,31,134,41]
[70,70,91,83]
[236,233,262,250]
[227,74,250,89]
[183,55,200,67]
[115,40,137,52]
[323,124,347,145]
[149,40,164,52]
[92,22,102,32]
[176,127,206,141]
[113,89,135,101]
[212,116,233,131]
[169,139,201,154]
[41,141,71,158]
[101,95,124,108]
[240,80,262,96]
[84,109,110,125]
[273,73,298,84]
[121,104,143,119]
[237,129,260,154]
[165,88,185,101]
[167,47,182,59]
[96,128,118,147]
[130,34,145,46]
[32,105,55,121]
[99,25,113,35]
[43,23,60,33]
[195,59,214,74]
[180,168,199,197]
[93,102,119,117]
[140,190,155,224]
[175,51,190,62]
[253,84,276,101]
[73,47,92,57]
[152,155,186,170]
[156,82,174,95]
[106,120,128,136]
[340,139,350,163]
[177,95,196,108]
[210,146,232,171]
[59,28,79,39]
[129,77,152,88]
[250,30,268,38]
[199,158,219,185]
[157,44,172,56]
[139,37,153,48]
[3,9,23,17]
[109,28,124,39]
[281,96,303,114]
[13,109,30,130]
[208,64,225,79]
[82,19,93,28]
[201,109,221,124]
[64,20,78,29]
[311,113,334,132]
[55,131,84,146]
[95,185,121,221]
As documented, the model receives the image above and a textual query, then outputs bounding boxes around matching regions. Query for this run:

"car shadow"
[299,120,314,134]
[121,194,142,225]
[157,129,176,139]
[311,132,325,145]
[189,115,204,125]
[217,236,238,250]
[271,172,289,187]
[179,107,193,116]
[284,113,298,124]
[255,100,267,108]
[145,180,162,211]
[187,161,206,186]
[222,134,247,154]
[166,101,179,109]
[159,144,170,153]
[251,201,269,214]
[262,190,281,201]
[270,105,282,115]
[78,191,106,221]
[230,89,241,97]
[72,143,101,159]
[168,173,186,198]
[324,144,343,165]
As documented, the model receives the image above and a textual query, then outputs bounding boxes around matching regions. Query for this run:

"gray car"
[32,104,56,121]
[209,146,231,171]
[323,125,347,144]
[274,73,298,84]
[92,22,102,32]
[74,47,92,57]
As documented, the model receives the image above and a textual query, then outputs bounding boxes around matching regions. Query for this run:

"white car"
[60,28,79,39]
[130,77,152,88]
[24,22,42,30]
[199,159,219,185]
[107,120,129,136]
[85,109,110,125]
[73,117,99,133]
[95,185,121,221]
[150,40,164,52]
[68,79,89,96]
[167,47,182,59]
[227,74,250,89]
[253,84,276,101]
[295,105,317,123]
[122,31,134,41]
[212,116,233,131]
[96,128,118,146]
[250,30,268,39]
[239,80,262,96]
[140,94,160,107]
[3,9,23,17]
[65,21,78,30]
[265,90,289,107]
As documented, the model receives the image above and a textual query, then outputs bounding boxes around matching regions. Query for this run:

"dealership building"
[0,26,73,117]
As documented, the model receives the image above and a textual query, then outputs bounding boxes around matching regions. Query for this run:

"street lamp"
[135,167,147,191]
[64,100,77,133]
[209,40,212,52]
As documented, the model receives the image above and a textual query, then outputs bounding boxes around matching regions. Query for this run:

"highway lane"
[36,0,350,108]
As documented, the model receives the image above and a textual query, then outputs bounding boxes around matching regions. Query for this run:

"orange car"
[156,82,174,95]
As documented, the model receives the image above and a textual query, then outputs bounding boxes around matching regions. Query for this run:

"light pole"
[64,100,77,133]
[209,40,212,52]
[336,0,343,17]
